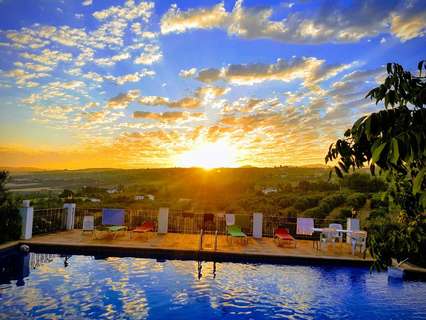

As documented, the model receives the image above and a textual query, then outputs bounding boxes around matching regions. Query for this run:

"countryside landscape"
[5,166,383,219]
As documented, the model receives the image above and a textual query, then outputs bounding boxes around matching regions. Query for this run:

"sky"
[0,0,425,169]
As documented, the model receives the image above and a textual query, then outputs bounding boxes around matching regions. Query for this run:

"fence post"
[253,212,263,238]
[158,207,169,234]
[19,200,33,240]
[63,203,76,230]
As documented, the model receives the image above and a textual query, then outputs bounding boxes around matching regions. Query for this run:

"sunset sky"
[0,0,425,169]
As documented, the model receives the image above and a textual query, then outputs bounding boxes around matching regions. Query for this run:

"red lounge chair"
[274,227,296,248]
[131,221,155,239]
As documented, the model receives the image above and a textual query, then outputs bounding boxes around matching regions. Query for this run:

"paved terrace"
[21,230,373,266]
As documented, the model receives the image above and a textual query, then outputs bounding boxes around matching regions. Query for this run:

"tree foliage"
[325,61,426,269]
[0,171,22,243]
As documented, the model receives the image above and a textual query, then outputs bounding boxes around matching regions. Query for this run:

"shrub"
[302,207,325,218]
[367,208,388,221]
[370,193,388,209]
[0,204,21,244]
[294,195,322,211]
[346,193,367,210]
[339,208,352,219]
[281,206,298,217]
[318,193,345,214]
[368,220,426,269]
[277,195,297,209]
[342,173,387,193]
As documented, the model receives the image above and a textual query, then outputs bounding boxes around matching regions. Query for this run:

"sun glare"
[176,141,238,169]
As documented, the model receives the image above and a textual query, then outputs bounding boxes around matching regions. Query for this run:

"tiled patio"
[22,230,372,264]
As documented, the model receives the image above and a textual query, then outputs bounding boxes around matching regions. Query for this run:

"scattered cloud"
[133,111,205,122]
[195,57,354,90]
[107,90,140,109]
[161,0,426,43]
[179,67,197,78]
[134,44,162,64]
[137,86,230,109]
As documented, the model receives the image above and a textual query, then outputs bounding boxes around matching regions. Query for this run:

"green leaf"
[418,60,424,76]
[390,138,399,164]
[371,142,387,163]
[413,168,425,195]
[334,166,343,179]
[370,163,376,176]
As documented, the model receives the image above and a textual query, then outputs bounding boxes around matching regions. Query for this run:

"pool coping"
[23,240,375,267]
[0,241,20,255]
[3,239,426,279]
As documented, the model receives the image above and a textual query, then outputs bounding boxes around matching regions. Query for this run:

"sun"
[176,140,238,169]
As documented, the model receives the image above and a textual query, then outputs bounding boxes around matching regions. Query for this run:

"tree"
[0,171,8,206]
[0,171,22,243]
[325,61,426,269]
[60,189,74,200]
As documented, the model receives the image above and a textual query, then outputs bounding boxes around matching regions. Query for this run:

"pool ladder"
[198,229,218,252]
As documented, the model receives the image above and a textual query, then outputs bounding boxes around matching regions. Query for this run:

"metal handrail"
[214,230,218,251]
[198,229,204,252]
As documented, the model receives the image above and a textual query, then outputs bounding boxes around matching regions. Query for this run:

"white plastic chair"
[351,231,367,256]
[82,215,94,238]
[329,223,343,242]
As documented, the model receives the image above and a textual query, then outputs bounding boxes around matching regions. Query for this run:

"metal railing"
[71,208,347,238]
[32,208,67,235]
[74,208,227,234]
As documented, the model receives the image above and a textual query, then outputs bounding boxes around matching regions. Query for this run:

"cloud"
[20,49,73,66]
[32,105,74,121]
[83,71,104,82]
[133,111,205,122]
[179,67,197,78]
[137,86,230,109]
[107,90,139,109]
[105,70,155,85]
[161,3,227,34]
[161,0,426,43]
[134,44,162,64]
[93,52,131,67]
[390,11,426,41]
[93,1,154,22]
[2,68,49,87]
[195,57,354,90]
[82,0,92,6]
[139,96,201,109]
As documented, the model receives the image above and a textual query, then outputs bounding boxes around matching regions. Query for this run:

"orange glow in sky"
[175,141,238,169]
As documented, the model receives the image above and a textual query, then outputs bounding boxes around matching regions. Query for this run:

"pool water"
[0,253,425,319]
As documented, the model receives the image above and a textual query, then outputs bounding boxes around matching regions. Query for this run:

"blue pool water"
[0,253,425,319]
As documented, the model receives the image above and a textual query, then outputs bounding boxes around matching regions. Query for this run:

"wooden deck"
[20,230,373,266]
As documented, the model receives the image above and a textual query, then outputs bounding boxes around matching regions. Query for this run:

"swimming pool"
[0,252,425,319]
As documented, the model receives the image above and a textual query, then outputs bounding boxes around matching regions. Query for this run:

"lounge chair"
[227,225,248,245]
[274,227,296,248]
[130,221,155,239]
[81,215,94,238]
[95,208,127,239]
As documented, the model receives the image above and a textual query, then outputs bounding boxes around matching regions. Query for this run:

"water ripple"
[0,254,425,319]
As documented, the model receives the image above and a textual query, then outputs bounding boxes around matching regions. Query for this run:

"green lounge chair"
[227,225,248,245]
[95,209,127,239]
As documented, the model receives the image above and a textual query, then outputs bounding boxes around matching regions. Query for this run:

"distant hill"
[1,166,46,172]
[300,164,331,168]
